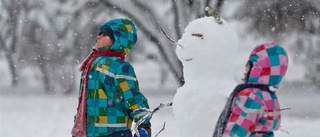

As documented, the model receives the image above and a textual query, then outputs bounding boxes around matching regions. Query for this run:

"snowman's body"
[172,17,238,137]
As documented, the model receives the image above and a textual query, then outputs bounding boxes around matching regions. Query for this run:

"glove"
[134,122,151,137]
[138,128,148,137]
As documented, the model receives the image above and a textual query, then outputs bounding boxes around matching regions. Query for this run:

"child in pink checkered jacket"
[213,42,289,137]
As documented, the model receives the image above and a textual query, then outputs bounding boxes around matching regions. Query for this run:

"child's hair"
[245,60,253,82]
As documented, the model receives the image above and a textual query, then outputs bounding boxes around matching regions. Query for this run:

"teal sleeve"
[115,63,151,123]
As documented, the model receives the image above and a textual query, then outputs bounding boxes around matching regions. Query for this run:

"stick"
[155,122,166,137]
[159,27,183,48]
[280,108,291,111]
[279,127,289,134]
[133,102,173,137]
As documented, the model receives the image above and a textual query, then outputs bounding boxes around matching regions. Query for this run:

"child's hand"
[136,128,148,137]
[134,123,151,137]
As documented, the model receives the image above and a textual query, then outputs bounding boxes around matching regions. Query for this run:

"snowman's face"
[175,32,205,62]
[175,17,238,78]
[175,17,221,64]
[175,17,238,84]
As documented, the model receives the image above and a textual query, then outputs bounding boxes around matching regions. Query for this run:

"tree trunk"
[214,0,225,13]
[5,51,18,86]
[38,62,53,94]
[0,35,18,86]
[1,0,21,86]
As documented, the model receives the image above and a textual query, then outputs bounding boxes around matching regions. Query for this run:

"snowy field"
[1,60,320,137]
[1,83,320,137]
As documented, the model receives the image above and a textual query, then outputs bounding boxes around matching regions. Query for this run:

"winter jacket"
[77,18,150,137]
[214,42,289,137]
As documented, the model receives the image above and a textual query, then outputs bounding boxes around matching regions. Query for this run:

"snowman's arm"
[222,93,264,137]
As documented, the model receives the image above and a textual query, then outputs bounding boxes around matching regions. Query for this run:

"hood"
[98,18,137,55]
[246,42,289,88]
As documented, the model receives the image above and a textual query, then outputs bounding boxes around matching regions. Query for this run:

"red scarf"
[72,50,125,137]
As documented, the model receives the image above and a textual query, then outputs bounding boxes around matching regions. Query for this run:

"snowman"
[172,16,238,137]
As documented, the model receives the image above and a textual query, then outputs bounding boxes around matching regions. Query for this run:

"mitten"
[134,122,151,137]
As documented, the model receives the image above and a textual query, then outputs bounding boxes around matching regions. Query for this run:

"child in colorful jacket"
[72,18,151,137]
[213,42,289,137]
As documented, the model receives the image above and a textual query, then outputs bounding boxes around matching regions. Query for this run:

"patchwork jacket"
[78,18,150,137]
[222,42,289,137]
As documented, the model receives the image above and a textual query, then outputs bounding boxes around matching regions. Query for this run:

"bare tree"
[236,0,319,38]
[214,0,224,13]
[1,0,81,94]
[0,0,230,94]
[0,0,25,86]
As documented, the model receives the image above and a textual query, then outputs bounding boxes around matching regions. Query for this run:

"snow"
[1,1,320,136]
[172,17,238,137]
[1,83,320,137]
[1,9,319,137]
[1,58,320,137]
[1,92,76,137]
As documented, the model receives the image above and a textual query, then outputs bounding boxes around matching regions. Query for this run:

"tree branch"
[155,122,167,137]
[205,0,213,8]
[0,35,7,53]
[214,0,224,13]
[172,0,182,38]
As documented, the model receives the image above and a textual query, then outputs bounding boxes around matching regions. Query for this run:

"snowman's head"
[176,17,238,81]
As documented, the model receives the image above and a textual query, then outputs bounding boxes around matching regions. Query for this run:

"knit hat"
[98,25,115,42]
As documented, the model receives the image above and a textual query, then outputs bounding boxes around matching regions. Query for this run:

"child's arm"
[223,91,264,137]
[114,62,151,123]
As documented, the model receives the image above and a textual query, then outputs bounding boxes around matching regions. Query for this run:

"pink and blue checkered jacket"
[214,42,289,137]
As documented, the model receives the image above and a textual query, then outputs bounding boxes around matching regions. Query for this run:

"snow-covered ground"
[1,60,320,137]
[1,84,320,137]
